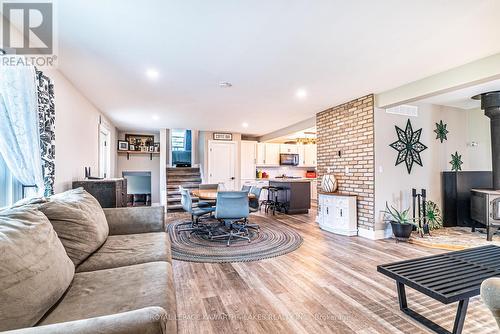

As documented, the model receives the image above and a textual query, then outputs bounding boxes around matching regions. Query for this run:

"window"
[171,129,192,166]
[0,153,22,208]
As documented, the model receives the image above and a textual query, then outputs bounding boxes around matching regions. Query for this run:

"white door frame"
[207,140,237,190]
[98,125,111,178]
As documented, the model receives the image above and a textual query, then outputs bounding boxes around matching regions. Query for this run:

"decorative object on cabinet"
[434,120,449,143]
[321,174,337,193]
[306,170,316,178]
[318,193,357,236]
[382,202,415,241]
[213,132,232,141]
[72,178,127,208]
[129,144,135,151]
[389,119,427,174]
[117,140,129,151]
[450,151,463,171]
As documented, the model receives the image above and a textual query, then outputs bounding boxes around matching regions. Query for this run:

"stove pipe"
[472,91,500,189]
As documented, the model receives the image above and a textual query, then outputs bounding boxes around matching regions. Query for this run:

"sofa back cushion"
[39,188,109,266]
[0,206,75,331]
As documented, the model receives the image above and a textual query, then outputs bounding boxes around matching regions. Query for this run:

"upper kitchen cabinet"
[298,144,317,167]
[241,141,257,179]
[256,143,280,166]
[280,144,298,154]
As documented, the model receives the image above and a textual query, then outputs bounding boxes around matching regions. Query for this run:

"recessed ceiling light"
[242,122,249,128]
[146,69,159,80]
[296,88,307,99]
[219,81,232,88]
[152,115,160,120]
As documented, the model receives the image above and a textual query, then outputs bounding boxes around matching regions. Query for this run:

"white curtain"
[0,64,44,195]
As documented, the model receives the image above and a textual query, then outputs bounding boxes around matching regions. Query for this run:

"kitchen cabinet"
[298,144,317,167]
[256,143,280,166]
[310,180,317,201]
[280,144,298,154]
[240,141,257,179]
[318,193,357,236]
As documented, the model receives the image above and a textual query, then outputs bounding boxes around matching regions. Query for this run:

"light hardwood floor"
[170,208,498,334]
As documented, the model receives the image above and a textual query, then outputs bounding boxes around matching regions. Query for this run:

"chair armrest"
[4,307,172,334]
[103,206,165,235]
[481,277,500,328]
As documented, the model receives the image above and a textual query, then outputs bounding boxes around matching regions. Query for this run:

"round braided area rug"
[167,216,303,263]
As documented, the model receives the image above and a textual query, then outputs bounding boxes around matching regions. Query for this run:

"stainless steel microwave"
[280,153,299,166]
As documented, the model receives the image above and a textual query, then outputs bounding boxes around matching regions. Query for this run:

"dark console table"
[378,245,500,334]
[72,178,127,208]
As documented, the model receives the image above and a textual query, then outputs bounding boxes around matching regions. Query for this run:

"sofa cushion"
[39,262,177,334]
[0,206,75,331]
[39,188,109,266]
[76,232,172,272]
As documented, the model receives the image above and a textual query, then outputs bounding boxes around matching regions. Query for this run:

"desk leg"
[397,282,407,310]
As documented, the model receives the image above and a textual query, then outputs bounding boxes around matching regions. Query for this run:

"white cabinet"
[241,141,257,179]
[256,143,280,166]
[298,144,317,167]
[318,193,357,236]
[280,144,298,154]
[310,180,318,201]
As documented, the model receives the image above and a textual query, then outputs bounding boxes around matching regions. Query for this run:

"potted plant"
[383,202,416,241]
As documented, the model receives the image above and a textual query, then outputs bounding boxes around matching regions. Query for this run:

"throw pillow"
[0,206,74,330]
[39,188,109,266]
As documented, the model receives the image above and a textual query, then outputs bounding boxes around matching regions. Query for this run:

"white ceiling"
[416,79,500,110]
[55,0,500,135]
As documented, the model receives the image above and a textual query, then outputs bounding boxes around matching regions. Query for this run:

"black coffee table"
[377,245,500,334]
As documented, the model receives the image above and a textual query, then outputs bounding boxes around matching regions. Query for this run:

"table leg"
[395,282,469,334]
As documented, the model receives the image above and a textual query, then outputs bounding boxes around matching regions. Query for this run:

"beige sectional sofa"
[0,189,177,333]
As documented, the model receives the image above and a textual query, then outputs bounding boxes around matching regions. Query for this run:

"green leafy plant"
[382,202,415,225]
[423,200,443,231]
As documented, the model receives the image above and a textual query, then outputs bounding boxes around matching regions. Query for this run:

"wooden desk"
[192,189,255,200]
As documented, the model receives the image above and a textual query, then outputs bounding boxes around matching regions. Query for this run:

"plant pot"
[390,222,413,242]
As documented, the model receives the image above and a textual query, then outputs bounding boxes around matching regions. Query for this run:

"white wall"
[374,104,475,232]
[45,70,117,193]
[466,108,492,170]
[116,131,160,204]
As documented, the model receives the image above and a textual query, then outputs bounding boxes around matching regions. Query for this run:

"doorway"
[207,140,237,190]
[98,125,111,178]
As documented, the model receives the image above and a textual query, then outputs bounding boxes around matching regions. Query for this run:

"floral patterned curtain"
[35,69,55,196]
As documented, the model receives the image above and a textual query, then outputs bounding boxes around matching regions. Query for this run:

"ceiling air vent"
[385,105,418,117]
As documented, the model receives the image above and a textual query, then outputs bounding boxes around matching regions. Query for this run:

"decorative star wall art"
[434,120,449,143]
[390,119,428,174]
[450,151,463,171]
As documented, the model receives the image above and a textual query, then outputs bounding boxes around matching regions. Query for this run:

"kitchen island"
[269,178,311,214]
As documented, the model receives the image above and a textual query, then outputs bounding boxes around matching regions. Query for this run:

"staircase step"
[166,183,201,190]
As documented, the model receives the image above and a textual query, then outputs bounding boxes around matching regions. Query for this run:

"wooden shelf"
[118,150,159,160]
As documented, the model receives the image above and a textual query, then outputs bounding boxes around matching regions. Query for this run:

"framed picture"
[129,144,135,151]
[117,140,129,151]
[125,134,154,147]
[149,146,155,152]
[154,142,160,152]
[213,132,232,141]
[140,146,148,152]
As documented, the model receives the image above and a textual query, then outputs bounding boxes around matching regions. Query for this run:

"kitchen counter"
[269,180,311,214]
[269,178,314,183]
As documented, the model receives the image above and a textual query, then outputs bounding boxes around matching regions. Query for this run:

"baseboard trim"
[358,226,392,240]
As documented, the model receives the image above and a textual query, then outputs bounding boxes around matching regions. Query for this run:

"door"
[240,141,257,179]
[98,126,111,178]
[208,141,237,190]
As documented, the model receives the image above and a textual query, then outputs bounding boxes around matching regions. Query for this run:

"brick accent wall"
[316,94,375,230]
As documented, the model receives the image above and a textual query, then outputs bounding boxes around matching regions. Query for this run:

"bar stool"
[261,186,277,214]
[272,186,289,214]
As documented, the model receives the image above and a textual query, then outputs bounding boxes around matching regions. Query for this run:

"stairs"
[166,167,203,211]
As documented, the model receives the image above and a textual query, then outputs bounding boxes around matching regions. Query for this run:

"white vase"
[321,174,337,193]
